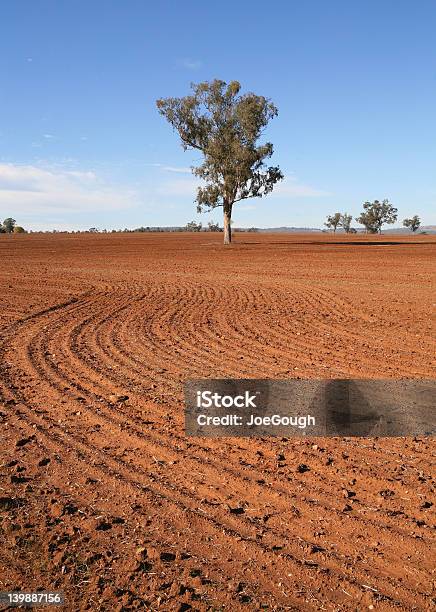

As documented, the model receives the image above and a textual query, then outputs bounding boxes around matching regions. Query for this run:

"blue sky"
[1,0,435,230]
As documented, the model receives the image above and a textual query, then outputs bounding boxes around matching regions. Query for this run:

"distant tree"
[185,220,202,232]
[2,218,16,233]
[324,212,341,233]
[207,220,222,232]
[340,213,353,233]
[156,79,283,245]
[403,215,421,232]
[356,199,397,234]
[13,226,26,233]
[88,227,99,233]
[356,213,377,233]
[247,227,258,232]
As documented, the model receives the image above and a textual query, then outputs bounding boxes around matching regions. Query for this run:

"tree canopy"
[156,80,283,244]
[356,200,397,234]
[403,215,421,232]
[340,213,353,233]
[324,212,341,233]
[2,218,17,233]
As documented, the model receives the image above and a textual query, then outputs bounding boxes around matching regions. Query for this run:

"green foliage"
[13,226,26,233]
[185,220,202,232]
[355,199,397,234]
[207,220,222,232]
[340,213,353,233]
[324,212,341,232]
[403,215,420,232]
[2,218,16,233]
[157,80,283,243]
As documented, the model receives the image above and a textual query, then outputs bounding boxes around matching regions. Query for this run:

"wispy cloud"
[150,163,192,174]
[161,165,192,174]
[0,163,138,214]
[177,58,203,70]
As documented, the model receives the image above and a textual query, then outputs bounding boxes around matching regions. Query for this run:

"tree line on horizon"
[324,203,422,234]
[0,214,426,236]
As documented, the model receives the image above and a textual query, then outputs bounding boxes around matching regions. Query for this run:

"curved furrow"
[4,286,432,498]
[2,288,434,609]
[284,286,435,372]
[4,295,434,566]
[2,419,286,612]
[231,285,434,378]
[0,382,399,610]
[11,286,434,540]
[3,389,431,610]
[4,407,313,610]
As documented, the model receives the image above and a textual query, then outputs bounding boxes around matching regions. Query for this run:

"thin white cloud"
[177,58,203,70]
[150,163,192,174]
[162,165,192,174]
[43,134,54,139]
[0,163,138,214]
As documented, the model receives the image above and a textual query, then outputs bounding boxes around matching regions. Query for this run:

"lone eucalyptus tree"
[156,80,283,244]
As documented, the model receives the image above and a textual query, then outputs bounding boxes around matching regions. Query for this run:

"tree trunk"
[223,205,232,245]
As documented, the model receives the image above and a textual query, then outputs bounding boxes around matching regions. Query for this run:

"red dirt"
[0,232,435,611]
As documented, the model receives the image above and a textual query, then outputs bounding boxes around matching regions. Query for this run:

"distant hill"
[380,225,436,234]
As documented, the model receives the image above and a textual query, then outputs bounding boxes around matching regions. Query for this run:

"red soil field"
[0,232,435,611]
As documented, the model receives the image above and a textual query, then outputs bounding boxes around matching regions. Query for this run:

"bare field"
[0,232,435,611]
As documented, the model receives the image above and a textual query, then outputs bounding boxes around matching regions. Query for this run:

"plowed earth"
[0,232,435,611]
